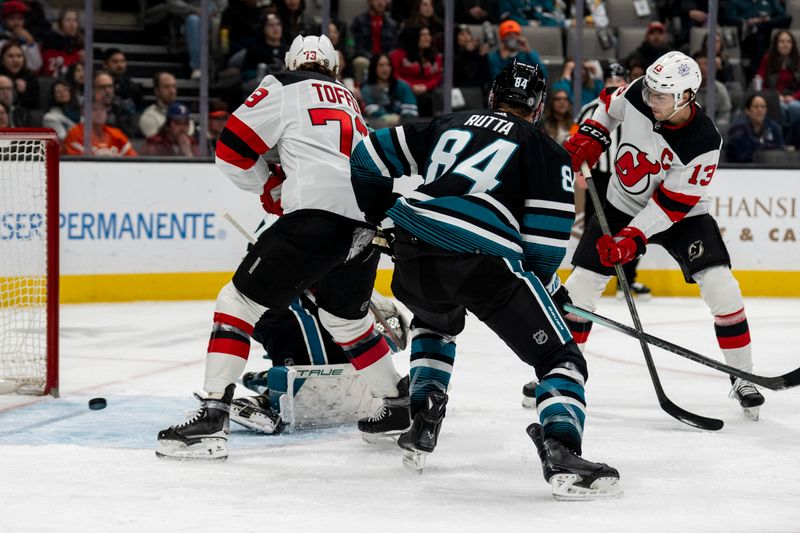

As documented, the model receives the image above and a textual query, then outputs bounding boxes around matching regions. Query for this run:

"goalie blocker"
[230,290,410,434]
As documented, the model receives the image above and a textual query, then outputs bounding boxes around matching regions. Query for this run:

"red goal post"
[0,128,59,396]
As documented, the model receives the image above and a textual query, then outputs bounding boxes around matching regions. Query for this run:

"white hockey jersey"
[215,70,369,222]
[589,77,723,238]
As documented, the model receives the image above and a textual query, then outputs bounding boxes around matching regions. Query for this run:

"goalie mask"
[488,60,547,125]
[285,34,339,77]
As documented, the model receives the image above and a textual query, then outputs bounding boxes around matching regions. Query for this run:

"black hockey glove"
[550,284,572,317]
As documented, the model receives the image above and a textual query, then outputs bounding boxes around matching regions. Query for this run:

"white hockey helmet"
[284,34,339,76]
[643,51,701,111]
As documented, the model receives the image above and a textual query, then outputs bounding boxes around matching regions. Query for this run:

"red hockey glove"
[562,119,611,172]
[260,163,286,215]
[596,226,647,267]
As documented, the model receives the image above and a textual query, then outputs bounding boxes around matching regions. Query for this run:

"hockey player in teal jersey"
[350,60,621,500]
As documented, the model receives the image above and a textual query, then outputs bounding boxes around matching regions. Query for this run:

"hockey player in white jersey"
[562,51,765,419]
[156,35,407,460]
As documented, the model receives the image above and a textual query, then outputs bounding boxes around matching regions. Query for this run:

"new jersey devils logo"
[614,143,661,195]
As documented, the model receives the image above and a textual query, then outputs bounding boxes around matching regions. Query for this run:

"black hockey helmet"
[604,61,628,81]
[488,59,547,124]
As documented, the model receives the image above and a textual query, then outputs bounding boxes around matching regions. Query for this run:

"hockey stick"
[581,162,723,431]
[564,303,800,391]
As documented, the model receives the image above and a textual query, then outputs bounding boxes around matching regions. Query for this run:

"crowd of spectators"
[2,0,800,164]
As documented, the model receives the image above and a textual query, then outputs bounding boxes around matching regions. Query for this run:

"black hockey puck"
[88,397,107,410]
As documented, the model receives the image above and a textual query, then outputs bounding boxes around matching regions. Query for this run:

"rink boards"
[2,160,796,302]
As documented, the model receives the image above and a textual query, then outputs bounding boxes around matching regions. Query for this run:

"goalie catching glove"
[563,119,611,172]
[596,227,647,267]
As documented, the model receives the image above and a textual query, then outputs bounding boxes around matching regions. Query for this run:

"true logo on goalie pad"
[294,367,344,377]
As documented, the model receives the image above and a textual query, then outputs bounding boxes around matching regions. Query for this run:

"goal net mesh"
[0,138,50,394]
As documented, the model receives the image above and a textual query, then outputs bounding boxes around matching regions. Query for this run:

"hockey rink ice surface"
[1,297,799,533]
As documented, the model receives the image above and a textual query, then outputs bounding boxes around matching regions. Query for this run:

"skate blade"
[230,413,279,434]
[361,430,403,444]
[155,438,228,461]
[401,449,427,474]
[549,474,623,501]
[742,406,760,421]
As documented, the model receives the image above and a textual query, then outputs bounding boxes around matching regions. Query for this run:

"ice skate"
[616,282,651,301]
[527,423,622,500]
[397,390,448,474]
[230,394,284,434]
[156,384,234,461]
[521,379,538,409]
[358,376,411,443]
[730,377,764,421]
[241,371,269,395]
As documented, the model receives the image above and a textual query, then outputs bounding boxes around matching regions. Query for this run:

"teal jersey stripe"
[508,260,572,343]
[374,128,405,176]
[411,338,456,359]
[523,213,574,234]
[537,378,586,403]
[425,196,519,239]
[351,142,391,186]
[389,202,524,260]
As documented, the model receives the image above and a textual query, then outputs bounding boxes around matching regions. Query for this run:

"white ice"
[1,297,799,533]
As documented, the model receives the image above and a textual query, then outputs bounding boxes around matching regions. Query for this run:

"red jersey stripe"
[207,338,250,359]
[213,312,255,335]
[226,114,269,154]
[216,140,256,170]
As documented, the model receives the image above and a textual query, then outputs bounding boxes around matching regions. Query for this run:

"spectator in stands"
[754,30,800,131]
[0,42,37,110]
[699,32,735,84]
[726,93,784,162]
[390,25,442,115]
[453,24,490,88]
[41,7,83,77]
[103,48,143,112]
[242,13,287,80]
[140,71,195,139]
[221,0,269,56]
[487,20,547,79]
[454,0,492,24]
[402,0,444,48]
[19,0,49,43]
[165,0,226,80]
[0,73,30,126]
[725,0,790,79]
[624,21,671,70]
[627,57,645,80]
[42,79,79,140]
[542,88,572,143]
[0,1,41,73]
[351,0,399,84]
[552,58,603,107]
[206,98,228,153]
[143,102,199,157]
[361,52,418,128]
[677,0,710,48]
[63,99,138,157]
[276,0,312,42]
[93,70,138,138]
[499,0,565,27]
[0,100,9,127]
[693,52,732,130]
[65,60,83,100]
[336,49,359,97]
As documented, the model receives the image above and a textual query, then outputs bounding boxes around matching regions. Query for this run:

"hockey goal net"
[0,129,59,396]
